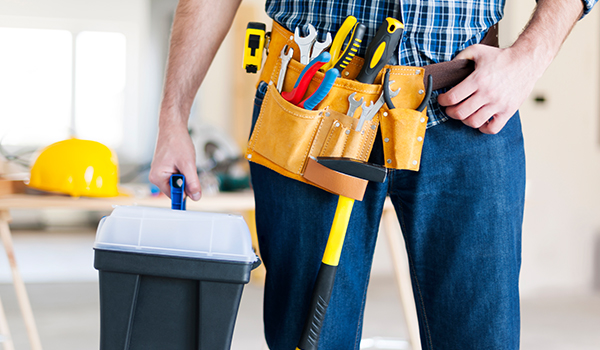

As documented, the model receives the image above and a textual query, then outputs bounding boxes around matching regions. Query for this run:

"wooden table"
[0,192,420,350]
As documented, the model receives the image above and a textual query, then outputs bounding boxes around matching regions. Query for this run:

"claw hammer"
[296,17,404,350]
[298,158,387,350]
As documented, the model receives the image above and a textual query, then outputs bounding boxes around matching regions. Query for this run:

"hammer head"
[316,157,387,183]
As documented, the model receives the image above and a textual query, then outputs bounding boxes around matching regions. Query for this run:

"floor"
[0,228,599,350]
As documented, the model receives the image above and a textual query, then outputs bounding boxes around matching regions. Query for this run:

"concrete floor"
[0,229,599,349]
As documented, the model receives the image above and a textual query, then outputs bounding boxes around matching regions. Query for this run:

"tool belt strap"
[260,21,499,91]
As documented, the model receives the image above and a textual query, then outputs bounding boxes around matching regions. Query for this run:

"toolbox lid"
[94,206,258,263]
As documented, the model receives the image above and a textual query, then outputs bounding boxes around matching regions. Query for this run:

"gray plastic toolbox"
[93,206,260,350]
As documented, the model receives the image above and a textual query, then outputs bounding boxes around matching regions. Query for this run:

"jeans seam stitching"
[395,196,435,350]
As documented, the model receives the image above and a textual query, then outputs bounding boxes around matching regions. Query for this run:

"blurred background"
[0,0,599,349]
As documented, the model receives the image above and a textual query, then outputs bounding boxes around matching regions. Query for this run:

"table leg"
[0,210,43,350]
[382,209,421,350]
[0,294,15,350]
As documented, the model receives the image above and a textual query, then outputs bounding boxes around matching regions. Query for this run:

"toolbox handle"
[170,174,187,210]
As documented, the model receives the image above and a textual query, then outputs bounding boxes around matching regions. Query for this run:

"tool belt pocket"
[380,107,427,171]
[246,50,430,186]
[246,79,378,185]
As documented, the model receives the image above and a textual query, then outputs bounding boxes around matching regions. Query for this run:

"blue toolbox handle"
[170,174,187,210]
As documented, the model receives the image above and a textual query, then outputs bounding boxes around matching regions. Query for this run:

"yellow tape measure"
[243,22,266,74]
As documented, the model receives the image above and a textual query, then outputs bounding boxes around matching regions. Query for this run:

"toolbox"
[93,205,260,350]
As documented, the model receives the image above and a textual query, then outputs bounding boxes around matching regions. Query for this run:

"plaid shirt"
[266,0,598,127]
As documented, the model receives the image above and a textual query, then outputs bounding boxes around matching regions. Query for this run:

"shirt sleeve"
[535,0,597,19]
[581,0,598,19]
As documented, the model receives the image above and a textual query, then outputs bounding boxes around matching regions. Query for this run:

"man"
[150,1,596,349]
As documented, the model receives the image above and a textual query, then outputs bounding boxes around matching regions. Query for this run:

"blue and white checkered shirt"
[266,0,597,127]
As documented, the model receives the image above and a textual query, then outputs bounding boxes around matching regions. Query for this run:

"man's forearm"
[160,0,242,130]
[511,0,584,78]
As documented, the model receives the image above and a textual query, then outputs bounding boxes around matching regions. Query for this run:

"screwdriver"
[356,18,404,84]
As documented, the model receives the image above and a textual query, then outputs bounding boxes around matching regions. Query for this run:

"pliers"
[383,69,433,112]
[282,52,340,110]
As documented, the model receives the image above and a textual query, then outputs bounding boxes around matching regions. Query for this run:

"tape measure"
[243,22,266,74]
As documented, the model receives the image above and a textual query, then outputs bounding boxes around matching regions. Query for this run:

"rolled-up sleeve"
[581,0,598,18]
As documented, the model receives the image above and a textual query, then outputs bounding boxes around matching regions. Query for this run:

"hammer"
[297,157,387,350]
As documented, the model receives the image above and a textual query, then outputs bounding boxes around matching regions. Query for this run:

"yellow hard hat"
[28,138,120,197]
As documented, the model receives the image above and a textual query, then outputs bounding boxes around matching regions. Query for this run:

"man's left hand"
[437,44,538,134]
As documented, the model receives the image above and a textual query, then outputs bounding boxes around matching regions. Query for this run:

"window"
[75,31,127,147]
[0,28,72,146]
[0,28,127,149]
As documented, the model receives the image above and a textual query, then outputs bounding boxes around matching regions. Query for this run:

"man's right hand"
[149,124,202,201]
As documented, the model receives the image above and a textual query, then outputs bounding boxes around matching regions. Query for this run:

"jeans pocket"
[249,81,269,139]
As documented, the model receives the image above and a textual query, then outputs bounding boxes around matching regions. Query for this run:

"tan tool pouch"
[246,46,428,191]
[245,21,500,194]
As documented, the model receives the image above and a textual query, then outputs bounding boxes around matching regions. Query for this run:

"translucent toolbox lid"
[94,206,258,263]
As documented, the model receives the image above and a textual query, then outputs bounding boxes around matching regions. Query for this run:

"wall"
[501,1,600,296]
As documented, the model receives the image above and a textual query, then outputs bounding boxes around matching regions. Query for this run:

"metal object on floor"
[360,337,410,350]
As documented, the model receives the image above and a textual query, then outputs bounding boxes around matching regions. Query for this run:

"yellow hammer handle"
[321,195,355,266]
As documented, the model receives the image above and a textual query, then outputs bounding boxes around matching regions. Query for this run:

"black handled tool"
[356,18,404,84]
[383,68,433,112]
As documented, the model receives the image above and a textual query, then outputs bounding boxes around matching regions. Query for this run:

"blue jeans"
[250,82,526,349]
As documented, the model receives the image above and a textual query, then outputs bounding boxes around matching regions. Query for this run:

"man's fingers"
[444,90,490,121]
[149,170,174,199]
[179,162,202,201]
[479,115,509,135]
[461,105,498,129]
[438,76,478,108]
[453,44,479,61]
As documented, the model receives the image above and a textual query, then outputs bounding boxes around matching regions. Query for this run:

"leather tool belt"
[245,21,498,199]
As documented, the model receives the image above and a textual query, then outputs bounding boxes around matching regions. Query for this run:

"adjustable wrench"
[310,32,332,61]
[294,24,317,65]
[277,45,294,92]
[346,92,364,117]
[355,86,400,132]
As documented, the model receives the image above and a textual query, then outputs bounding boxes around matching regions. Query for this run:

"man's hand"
[149,125,202,201]
[437,44,538,134]
[438,0,585,134]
